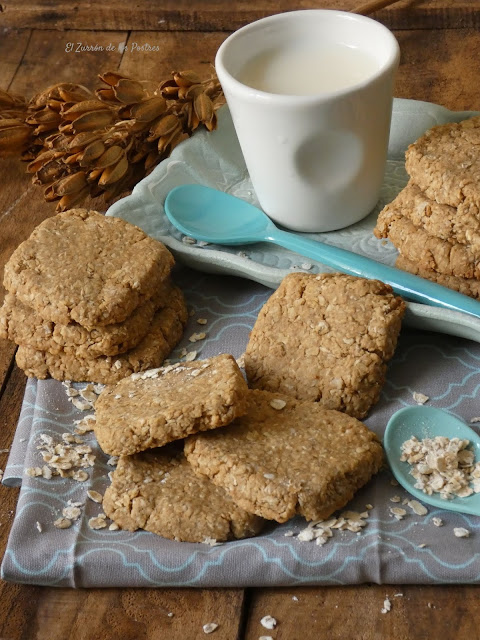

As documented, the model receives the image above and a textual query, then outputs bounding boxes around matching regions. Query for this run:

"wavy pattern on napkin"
[2,269,480,588]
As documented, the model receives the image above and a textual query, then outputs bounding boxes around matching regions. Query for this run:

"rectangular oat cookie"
[244,273,405,419]
[0,279,173,358]
[16,286,187,384]
[94,354,249,456]
[185,389,384,523]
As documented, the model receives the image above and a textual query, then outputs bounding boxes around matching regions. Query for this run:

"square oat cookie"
[103,448,265,543]
[244,273,405,419]
[184,389,384,523]
[94,354,249,456]
[3,209,174,327]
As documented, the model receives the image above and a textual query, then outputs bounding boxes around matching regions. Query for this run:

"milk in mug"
[236,42,381,96]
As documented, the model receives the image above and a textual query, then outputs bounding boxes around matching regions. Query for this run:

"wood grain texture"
[0,29,31,90]
[0,586,246,640]
[1,0,480,30]
[119,31,225,80]
[245,586,480,639]
[7,29,127,99]
[395,28,480,111]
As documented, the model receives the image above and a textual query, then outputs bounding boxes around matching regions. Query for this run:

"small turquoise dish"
[384,405,480,516]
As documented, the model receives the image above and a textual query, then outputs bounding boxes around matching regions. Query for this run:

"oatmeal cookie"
[377,181,480,250]
[244,273,405,419]
[0,279,173,358]
[184,389,384,523]
[94,354,249,456]
[405,115,480,207]
[15,286,187,384]
[3,209,174,327]
[375,206,480,279]
[395,255,480,299]
[103,448,265,542]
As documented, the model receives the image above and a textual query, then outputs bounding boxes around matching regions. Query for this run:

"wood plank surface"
[245,585,480,639]
[1,0,480,31]
[0,580,246,640]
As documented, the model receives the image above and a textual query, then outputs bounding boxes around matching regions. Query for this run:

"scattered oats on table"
[260,616,277,630]
[381,597,392,614]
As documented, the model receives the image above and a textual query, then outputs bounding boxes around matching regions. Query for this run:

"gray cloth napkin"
[2,268,480,587]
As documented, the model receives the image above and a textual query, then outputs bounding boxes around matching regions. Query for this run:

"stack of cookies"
[0,209,187,384]
[94,353,384,544]
[374,115,480,299]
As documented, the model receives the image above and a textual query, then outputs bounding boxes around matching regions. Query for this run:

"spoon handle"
[269,228,480,319]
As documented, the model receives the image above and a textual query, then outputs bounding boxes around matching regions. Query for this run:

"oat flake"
[87,490,103,503]
[453,527,470,538]
[202,623,218,634]
[54,517,72,529]
[260,616,277,630]
[269,398,286,410]
[413,392,429,405]
[381,597,392,614]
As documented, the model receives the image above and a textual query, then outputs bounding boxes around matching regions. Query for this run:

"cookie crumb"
[197,318,208,325]
[453,527,470,538]
[432,517,443,527]
[35,521,42,533]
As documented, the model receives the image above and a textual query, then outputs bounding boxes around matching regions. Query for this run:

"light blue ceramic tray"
[108,99,480,343]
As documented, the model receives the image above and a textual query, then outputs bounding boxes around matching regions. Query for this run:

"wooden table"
[1,1,480,638]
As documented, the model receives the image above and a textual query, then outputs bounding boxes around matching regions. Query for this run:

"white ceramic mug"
[215,10,400,232]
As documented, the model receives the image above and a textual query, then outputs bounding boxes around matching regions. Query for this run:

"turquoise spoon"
[384,406,480,516]
[164,185,480,319]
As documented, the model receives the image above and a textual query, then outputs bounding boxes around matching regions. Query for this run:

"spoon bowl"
[164,184,480,319]
[384,405,480,516]
[165,184,275,244]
